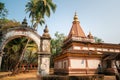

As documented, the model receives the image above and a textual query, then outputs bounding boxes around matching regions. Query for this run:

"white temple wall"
[69,58,101,69]
[70,59,86,68]
[55,58,101,70]
[88,59,100,68]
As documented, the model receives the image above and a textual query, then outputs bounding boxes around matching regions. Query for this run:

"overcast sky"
[1,0,120,44]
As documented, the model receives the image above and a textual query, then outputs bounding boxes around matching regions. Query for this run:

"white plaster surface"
[70,59,86,68]
[41,57,50,75]
[1,30,40,51]
[42,40,50,52]
[82,47,88,50]
[73,46,81,50]
[88,59,100,68]
[103,48,108,51]
[89,47,95,50]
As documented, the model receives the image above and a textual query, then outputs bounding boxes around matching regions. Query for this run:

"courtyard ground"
[0,71,37,80]
[0,71,116,80]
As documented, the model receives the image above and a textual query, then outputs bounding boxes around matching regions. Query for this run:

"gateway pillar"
[38,25,51,76]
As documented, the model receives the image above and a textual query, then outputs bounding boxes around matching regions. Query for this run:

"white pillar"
[38,54,50,76]
[39,25,51,76]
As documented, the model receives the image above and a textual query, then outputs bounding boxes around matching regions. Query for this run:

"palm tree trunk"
[12,38,30,75]
[25,51,32,71]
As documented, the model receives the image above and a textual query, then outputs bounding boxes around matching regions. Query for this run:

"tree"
[94,36,104,43]
[24,0,57,71]
[0,2,8,18]
[0,4,22,72]
[0,19,21,45]
[0,18,21,31]
[25,0,56,29]
[23,40,38,70]
[2,37,38,72]
[51,32,66,55]
[50,32,66,67]
[2,37,28,71]
[9,0,55,75]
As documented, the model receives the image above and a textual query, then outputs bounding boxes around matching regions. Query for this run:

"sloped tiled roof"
[68,13,86,38]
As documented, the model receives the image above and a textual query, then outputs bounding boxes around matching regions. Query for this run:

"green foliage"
[0,18,21,31]
[2,37,27,71]
[24,51,37,64]
[0,2,8,18]
[25,0,56,29]
[51,32,66,55]
[50,32,65,67]
[1,37,38,71]
[23,40,38,64]
[94,36,104,43]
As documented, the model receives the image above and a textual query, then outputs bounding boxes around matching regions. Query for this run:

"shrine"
[54,13,120,75]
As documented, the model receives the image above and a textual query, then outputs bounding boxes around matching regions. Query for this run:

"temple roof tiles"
[68,12,86,39]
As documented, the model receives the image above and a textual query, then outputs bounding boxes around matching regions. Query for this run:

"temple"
[54,13,120,75]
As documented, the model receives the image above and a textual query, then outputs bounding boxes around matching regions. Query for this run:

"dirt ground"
[0,71,116,80]
[0,71,38,80]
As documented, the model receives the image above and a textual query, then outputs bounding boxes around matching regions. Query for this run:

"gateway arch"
[0,19,51,75]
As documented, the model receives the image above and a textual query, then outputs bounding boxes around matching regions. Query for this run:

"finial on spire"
[87,32,94,39]
[75,11,77,15]
[74,12,79,21]
[42,25,50,38]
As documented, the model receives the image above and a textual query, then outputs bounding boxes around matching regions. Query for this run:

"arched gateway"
[0,19,51,76]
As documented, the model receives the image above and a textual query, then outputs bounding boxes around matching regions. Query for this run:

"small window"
[64,62,67,68]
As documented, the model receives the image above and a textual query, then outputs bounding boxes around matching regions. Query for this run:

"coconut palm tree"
[25,0,56,29]
[12,37,30,75]
[23,41,38,70]
[11,0,56,75]
[0,2,8,18]
[25,0,38,27]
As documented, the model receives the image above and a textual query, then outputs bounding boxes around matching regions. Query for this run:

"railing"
[18,64,37,72]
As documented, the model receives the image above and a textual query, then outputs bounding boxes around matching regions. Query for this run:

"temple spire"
[68,13,86,38]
